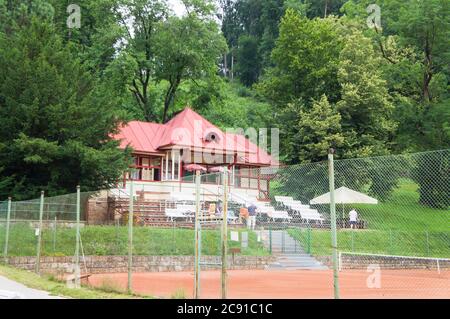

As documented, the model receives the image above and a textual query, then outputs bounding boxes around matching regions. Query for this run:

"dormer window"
[205,131,221,143]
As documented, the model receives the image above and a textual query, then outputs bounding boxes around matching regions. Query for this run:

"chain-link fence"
[254,149,450,298]
[0,149,449,298]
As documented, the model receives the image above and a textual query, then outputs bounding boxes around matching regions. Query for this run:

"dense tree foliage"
[221,0,285,85]
[257,12,343,107]
[0,5,130,199]
[295,96,345,163]
[0,0,448,207]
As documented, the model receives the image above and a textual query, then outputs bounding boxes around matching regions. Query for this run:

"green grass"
[0,264,149,299]
[349,180,450,231]
[0,225,268,257]
[287,179,450,258]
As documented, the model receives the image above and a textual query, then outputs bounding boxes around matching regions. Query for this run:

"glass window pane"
[152,158,161,166]
[250,178,258,189]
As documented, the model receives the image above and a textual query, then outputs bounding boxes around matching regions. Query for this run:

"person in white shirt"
[349,209,358,229]
[247,203,257,230]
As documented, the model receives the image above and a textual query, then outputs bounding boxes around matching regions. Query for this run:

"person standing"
[247,203,257,230]
[349,209,358,229]
[215,202,222,215]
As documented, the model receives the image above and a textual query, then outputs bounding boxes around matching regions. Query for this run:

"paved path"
[0,275,63,299]
[260,230,328,270]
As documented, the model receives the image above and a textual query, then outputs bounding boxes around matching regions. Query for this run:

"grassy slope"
[0,226,267,257]
[351,180,449,231]
[0,264,147,299]
[288,180,450,258]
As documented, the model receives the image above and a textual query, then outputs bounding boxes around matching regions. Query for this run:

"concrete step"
[261,230,328,270]
[267,259,328,270]
[278,256,319,261]
[273,266,328,271]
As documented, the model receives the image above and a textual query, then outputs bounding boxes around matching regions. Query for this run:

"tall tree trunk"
[231,53,234,80]
[162,75,182,123]
[423,71,432,103]
[422,35,433,103]
[324,0,329,18]
[224,52,228,78]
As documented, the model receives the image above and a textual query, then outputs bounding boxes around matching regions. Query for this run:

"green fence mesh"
[0,149,448,298]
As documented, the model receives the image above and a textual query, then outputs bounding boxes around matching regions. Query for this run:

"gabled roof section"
[157,108,223,149]
[114,121,165,154]
[226,132,279,166]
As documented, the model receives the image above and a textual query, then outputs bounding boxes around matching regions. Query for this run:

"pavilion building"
[113,108,278,202]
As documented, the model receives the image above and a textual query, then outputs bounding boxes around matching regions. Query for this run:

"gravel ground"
[0,275,64,299]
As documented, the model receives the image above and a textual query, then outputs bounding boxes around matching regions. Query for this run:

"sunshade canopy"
[184,164,207,172]
[310,186,378,205]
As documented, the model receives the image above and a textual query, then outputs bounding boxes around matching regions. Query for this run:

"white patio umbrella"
[310,186,378,220]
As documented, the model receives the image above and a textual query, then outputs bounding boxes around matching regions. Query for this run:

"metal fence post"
[128,181,134,293]
[172,220,176,254]
[389,229,393,255]
[75,186,81,288]
[35,191,44,274]
[53,216,57,253]
[328,149,340,299]
[307,225,312,254]
[425,231,430,256]
[351,229,355,252]
[269,225,272,254]
[221,168,228,299]
[294,229,297,253]
[194,170,201,299]
[3,197,12,262]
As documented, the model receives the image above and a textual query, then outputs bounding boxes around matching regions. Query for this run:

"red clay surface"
[88,269,450,299]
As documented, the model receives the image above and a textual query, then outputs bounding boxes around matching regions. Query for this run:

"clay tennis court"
[88,269,450,299]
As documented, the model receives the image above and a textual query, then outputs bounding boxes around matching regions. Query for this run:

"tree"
[304,0,346,18]
[336,30,397,156]
[221,0,285,85]
[380,0,450,104]
[0,0,54,33]
[154,4,227,122]
[342,0,450,153]
[258,0,285,68]
[114,0,168,122]
[49,0,123,71]
[220,0,241,79]
[257,10,344,107]
[112,0,226,123]
[0,18,130,200]
[295,95,345,162]
[413,150,450,209]
[236,35,260,86]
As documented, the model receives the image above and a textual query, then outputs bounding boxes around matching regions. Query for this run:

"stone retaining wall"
[5,220,85,229]
[317,255,450,270]
[6,255,276,274]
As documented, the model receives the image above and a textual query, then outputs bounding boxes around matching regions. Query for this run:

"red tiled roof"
[113,108,278,166]
[114,121,165,154]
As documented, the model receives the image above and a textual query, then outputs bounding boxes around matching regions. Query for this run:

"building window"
[162,150,182,181]
[130,156,161,181]
[234,165,258,189]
